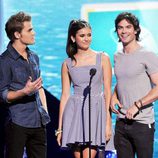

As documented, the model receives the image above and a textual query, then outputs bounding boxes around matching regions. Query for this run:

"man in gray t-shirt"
[111,12,158,158]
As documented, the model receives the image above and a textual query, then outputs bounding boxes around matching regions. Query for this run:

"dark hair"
[5,11,31,42]
[66,19,91,61]
[115,12,141,41]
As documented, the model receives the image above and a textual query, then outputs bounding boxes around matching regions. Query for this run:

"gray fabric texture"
[61,53,106,148]
[114,46,158,124]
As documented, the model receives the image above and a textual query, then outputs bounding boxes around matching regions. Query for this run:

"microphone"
[89,68,97,77]
[88,68,97,158]
[89,68,97,87]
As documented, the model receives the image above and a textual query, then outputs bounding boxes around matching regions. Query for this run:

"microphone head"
[90,68,97,76]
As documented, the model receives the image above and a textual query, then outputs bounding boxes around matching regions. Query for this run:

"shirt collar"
[7,42,31,60]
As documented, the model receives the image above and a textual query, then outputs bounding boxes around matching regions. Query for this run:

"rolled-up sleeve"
[0,57,11,103]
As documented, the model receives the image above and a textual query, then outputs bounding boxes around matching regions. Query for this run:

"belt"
[117,118,136,125]
[117,118,155,128]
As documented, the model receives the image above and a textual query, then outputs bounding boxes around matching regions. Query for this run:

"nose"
[32,30,35,35]
[122,28,127,33]
[84,35,90,41]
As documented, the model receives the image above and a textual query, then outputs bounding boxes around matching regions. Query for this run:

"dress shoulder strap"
[65,58,72,70]
[96,52,102,66]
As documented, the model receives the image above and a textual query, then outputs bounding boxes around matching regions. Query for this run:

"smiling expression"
[117,19,137,46]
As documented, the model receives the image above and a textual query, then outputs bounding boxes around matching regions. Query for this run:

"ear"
[134,30,137,35]
[14,31,21,39]
[70,35,75,43]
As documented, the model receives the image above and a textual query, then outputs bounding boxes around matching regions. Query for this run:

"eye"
[87,33,91,37]
[28,28,33,32]
[117,26,122,30]
[127,25,132,29]
[79,34,85,37]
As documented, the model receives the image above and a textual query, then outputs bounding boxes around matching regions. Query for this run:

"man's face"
[19,21,35,45]
[117,19,137,46]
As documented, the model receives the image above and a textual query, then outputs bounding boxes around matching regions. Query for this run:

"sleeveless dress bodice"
[61,53,106,148]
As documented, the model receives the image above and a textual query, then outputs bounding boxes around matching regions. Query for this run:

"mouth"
[121,34,128,38]
[83,41,90,45]
[120,35,129,41]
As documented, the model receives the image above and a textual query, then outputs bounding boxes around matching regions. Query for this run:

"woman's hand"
[56,133,62,146]
[105,123,112,143]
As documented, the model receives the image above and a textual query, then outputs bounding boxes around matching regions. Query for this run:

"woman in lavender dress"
[56,19,112,158]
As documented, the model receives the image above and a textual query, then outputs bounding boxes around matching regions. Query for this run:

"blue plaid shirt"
[0,42,50,127]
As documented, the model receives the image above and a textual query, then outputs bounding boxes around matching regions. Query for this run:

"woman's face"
[72,27,92,51]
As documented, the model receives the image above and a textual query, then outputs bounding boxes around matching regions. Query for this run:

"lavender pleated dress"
[62,53,106,149]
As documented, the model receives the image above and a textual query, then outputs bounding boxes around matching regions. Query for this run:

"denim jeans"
[114,119,155,158]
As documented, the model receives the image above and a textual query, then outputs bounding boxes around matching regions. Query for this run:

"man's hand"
[110,95,123,114]
[23,76,42,95]
[126,104,139,119]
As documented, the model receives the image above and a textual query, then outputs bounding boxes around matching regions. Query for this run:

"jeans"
[5,122,46,158]
[114,119,155,158]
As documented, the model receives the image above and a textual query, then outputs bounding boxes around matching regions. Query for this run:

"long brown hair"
[66,19,91,61]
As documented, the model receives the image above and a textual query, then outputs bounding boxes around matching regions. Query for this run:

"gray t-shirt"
[114,46,158,124]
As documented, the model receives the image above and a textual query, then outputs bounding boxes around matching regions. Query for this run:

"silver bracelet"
[55,129,63,136]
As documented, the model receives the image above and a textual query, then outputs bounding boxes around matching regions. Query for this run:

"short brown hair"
[115,12,141,41]
[5,11,31,42]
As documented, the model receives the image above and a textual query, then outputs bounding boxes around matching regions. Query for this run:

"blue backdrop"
[1,0,158,157]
